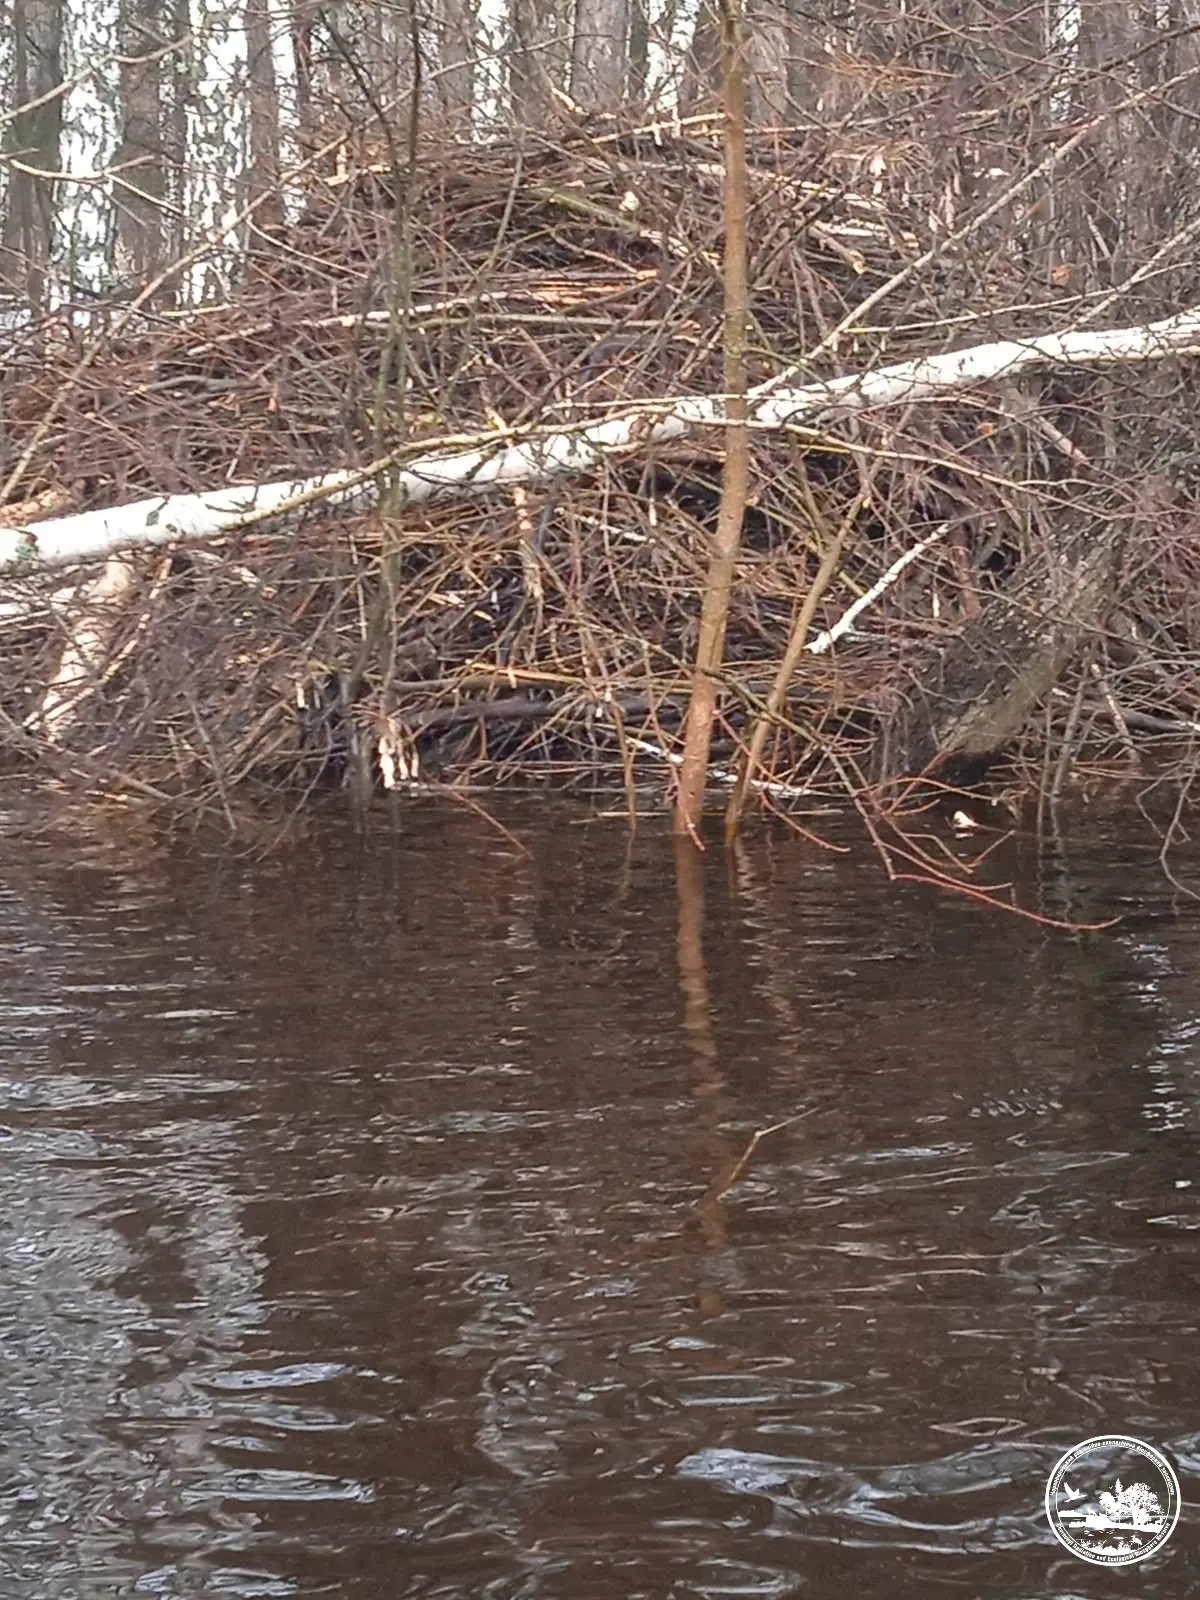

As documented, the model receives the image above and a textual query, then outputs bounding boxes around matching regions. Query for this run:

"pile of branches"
[1,125,941,494]
[3,125,1200,825]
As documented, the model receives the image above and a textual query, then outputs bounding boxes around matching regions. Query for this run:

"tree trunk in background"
[315,1,415,134]
[1,0,63,306]
[1071,1,1139,280]
[113,0,166,287]
[370,0,421,129]
[743,0,785,123]
[681,2,720,108]
[436,0,475,128]
[245,0,283,232]
[680,0,721,111]
[510,0,568,127]
[164,0,190,275]
[783,0,842,118]
[289,0,315,145]
[570,0,628,109]
[626,0,647,103]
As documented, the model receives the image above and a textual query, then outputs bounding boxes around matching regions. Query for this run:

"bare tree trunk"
[510,0,568,127]
[164,0,191,279]
[436,0,475,128]
[1,0,63,306]
[314,1,414,132]
[245,0,284,231]
[373,0,420,130]
[743,0,785,124]
[783,0,843,117]
[570,0,628,108]
[675,0,749,839]
[289,0,315,145]
[113,0,167,286]
[627,0,648,103]
[680,0,721,111]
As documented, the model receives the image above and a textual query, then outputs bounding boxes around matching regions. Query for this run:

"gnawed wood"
[34,556,137,743]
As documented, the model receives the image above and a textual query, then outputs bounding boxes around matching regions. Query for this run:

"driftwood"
[890,530,1122,779]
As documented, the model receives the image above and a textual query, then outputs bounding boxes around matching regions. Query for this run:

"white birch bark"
[4,305,1200,571]
[34,555,136,741]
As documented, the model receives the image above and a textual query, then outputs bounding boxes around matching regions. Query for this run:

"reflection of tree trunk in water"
[1035,816,1086,930]
[727,841,803,1044]
[673,837,729,1320]
[674,837,716,1081]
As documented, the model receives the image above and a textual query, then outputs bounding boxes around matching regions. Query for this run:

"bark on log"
[5,305,1200,573]
[35,555,137,743]
[889,530,1121,778]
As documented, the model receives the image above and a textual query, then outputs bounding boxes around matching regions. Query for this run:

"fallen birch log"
[3,306,1200,573]
[33,555,136,743]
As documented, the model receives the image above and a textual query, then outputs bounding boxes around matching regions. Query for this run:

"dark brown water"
[1,797,1197,1598]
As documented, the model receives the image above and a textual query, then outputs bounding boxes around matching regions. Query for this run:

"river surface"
[0,794,1197,1598]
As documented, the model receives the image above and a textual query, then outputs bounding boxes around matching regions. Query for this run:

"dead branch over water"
[3,126,1200,835]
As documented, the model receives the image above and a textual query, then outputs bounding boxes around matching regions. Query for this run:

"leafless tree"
[113,0,179,285]
[244,0,284,231]
[436,0,475,124]
[510,0,569,121]
[1,0,63,303]
[571,0,628,107]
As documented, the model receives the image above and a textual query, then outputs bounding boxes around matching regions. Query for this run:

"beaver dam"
[3,127,1200,848]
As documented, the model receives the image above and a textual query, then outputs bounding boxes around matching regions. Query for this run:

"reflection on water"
[0,797,1196,1598]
